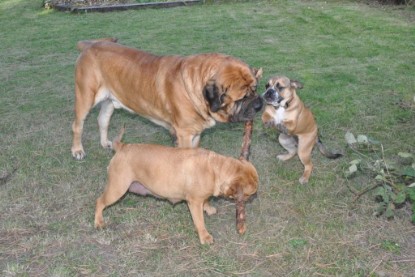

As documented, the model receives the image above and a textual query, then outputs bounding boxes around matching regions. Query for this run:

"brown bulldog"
[71,38,263,160]
[261,76,342,184]
[94,128,259,244]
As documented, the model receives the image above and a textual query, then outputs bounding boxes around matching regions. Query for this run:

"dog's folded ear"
[290,80,304,90]
[203,80,222,112]
[252,67,263,80]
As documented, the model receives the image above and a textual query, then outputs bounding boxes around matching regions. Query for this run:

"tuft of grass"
[1,0,415,276]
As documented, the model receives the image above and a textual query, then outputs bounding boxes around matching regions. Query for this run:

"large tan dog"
[94,129,259,244]
[71,38,263,160]
[261,76,342,185]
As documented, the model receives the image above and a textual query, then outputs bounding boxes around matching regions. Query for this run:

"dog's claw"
[72,150,86,160]
[101,140,113,150]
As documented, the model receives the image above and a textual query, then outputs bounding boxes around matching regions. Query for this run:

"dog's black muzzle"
[262,88,283,105]
[230,95,264,122]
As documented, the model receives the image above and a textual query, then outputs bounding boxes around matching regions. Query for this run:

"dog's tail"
[317,137,343,159]
[76,37,118,52]
[113,126,125,152]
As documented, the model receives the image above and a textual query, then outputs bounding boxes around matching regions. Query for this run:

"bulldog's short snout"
[263,88,283,105]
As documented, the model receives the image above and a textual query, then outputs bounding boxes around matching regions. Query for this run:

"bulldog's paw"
[263,120,275,128]
[101,140,113,149]
[277,153,295,161]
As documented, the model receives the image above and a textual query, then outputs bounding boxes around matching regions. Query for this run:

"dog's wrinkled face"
[262,76,303,107]
[222,160,259,202]
[204,66,263,122]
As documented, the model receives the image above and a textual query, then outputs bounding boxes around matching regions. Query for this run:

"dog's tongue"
[236,200,246,234]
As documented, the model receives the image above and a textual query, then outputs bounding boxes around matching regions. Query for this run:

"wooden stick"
[239,120,253,161]
[236,120,254,234]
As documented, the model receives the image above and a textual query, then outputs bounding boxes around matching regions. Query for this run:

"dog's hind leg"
[297,134,316,185]
[277,133,297,161]
[98,100,115,150]
[203,200,217,216]
[95,173,132,228]
[72,83,95,160]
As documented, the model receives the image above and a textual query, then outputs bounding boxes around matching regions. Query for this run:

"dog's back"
[76,37,118,52]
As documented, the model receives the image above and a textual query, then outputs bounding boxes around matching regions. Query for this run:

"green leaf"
[385,204,395,219]
[375,187,389,202]
[345,131,357,145]
[357,135,369,143]
[349,159,361,165]
[375,174,386,183]
[349,164,358,173]
[401,167,415,177]
[344,163,359,178]
[407,187,415,202]
[393,191,406,205]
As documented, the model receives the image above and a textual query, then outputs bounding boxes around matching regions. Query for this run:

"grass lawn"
[1,0,414,276]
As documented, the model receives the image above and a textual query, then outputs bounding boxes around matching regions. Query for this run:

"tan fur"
[94,132,259,244]
[71,38,263,160]
[262,76,341,184]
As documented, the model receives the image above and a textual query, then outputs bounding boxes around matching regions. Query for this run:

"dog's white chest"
[274,106,285,124]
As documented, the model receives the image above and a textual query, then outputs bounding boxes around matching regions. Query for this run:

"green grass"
[1,0,415,276]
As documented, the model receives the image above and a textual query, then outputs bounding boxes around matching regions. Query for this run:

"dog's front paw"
[72,147,86,160]
[277,153,295,161]
[299,177,308,185]
[94,218,106,229]
[101,140,113,150]
[263,121,275,128]
[200,233,214,245]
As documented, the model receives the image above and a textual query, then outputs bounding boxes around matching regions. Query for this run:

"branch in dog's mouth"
[230,96,263,122]
[236,119,254,234]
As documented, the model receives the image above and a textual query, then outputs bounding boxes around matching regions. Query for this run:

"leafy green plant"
[344,132,415,223]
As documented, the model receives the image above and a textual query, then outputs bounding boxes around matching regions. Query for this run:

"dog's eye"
[265,84,270,89]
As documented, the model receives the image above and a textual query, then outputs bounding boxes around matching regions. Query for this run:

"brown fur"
[262,76,341,184]
[94,129,259,244]
[71,38,263,159]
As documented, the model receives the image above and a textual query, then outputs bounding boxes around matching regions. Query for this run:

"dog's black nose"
[263,88,276,102]
[253,96,263,112]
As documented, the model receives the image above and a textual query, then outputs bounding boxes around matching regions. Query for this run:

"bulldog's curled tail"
[317,137,342,159]
[76,37,118,52]
[112,126,126,152]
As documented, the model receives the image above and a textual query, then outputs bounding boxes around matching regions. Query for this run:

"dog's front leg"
[187,199,213,244]
[176,131,200,148]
